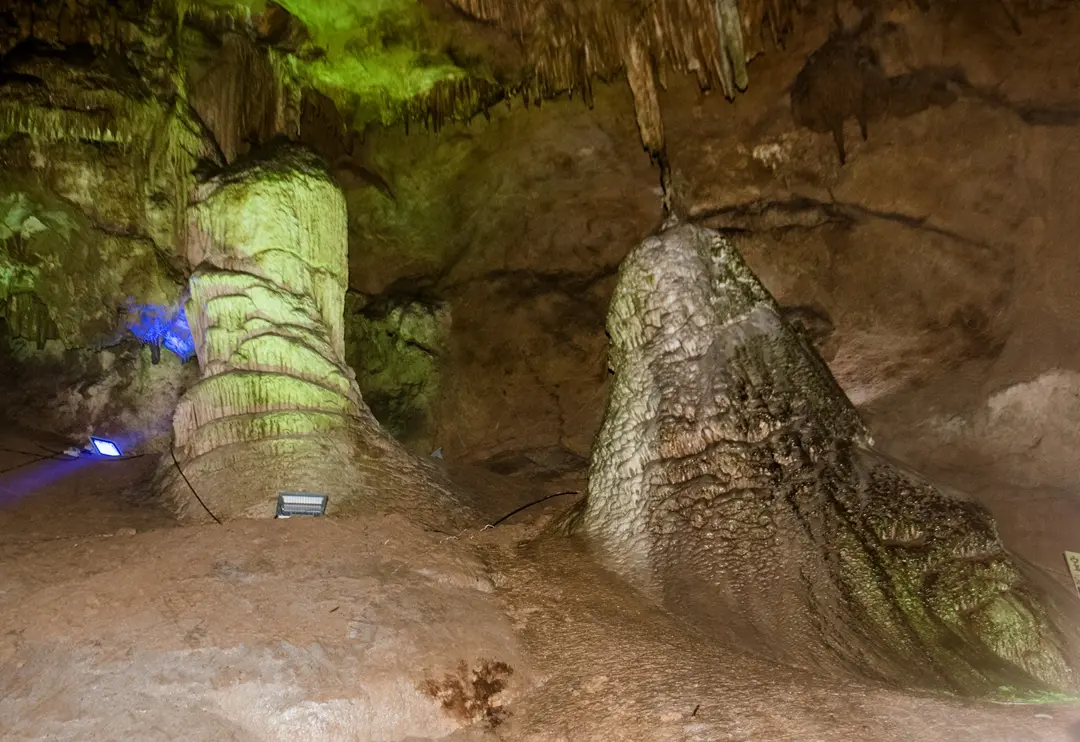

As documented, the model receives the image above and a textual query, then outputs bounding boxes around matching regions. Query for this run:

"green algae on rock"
[161,143,473,529]
[345,293,450,452]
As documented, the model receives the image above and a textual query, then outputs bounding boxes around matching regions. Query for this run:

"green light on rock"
[198,0,469,126]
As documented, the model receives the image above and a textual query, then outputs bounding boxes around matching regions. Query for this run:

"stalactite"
[268,49,303,140]
[2,293,59,348]
[5,0,802,203]
[186,31,300,162]
[625,26,665,159]
[716,0,749,94]
[437,0,801,154]
[447,0,797,99]
[399,76,506,133]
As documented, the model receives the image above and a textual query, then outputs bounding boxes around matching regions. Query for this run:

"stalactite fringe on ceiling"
[446,0,805,154]
[172,0,804,147]
[0,97,212,237]
[2,0,806,196]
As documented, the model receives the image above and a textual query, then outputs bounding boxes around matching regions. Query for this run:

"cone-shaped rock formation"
[571,222,1078,699]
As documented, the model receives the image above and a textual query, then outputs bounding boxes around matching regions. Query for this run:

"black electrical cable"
[0,442,220,526]
[6,439,565,528]
[0,440,157,475]
[31,442,66,457]
[0,446,61,458]
[30,441,150,461]
[0,443,152,477]
[0,452,62,475]
[488,490,580,527]
[169,446,222,525]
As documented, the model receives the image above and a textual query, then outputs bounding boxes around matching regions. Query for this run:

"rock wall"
[336,83,660,471]
[335,0,1080,502]
[0,4,208,443]
[343,294,449,453]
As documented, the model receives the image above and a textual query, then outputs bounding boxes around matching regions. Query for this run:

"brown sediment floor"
[0,424,1078,741]
[481,526,1080,742]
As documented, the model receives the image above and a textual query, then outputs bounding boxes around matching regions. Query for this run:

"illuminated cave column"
[161,144,468,526]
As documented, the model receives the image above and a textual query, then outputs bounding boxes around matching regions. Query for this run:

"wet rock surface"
[574,222,1079,698]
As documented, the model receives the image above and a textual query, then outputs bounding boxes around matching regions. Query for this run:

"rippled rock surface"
[160,144,471,530]
[573,222,1078,699]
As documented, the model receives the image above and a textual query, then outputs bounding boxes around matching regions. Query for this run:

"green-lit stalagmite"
[568,221,1079,699]
[160,144,471,526]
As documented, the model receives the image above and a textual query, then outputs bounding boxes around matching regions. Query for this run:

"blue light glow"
[89,437,122,457]
[0,454,95,507]
[124,299,195,362]
[162,305,196,362]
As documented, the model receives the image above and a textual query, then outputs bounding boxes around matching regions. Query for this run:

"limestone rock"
[572,221,1078,699]
[0,341,195,450]
[344,294,449,452]
[160,144,472,528]
[0,31,209,351]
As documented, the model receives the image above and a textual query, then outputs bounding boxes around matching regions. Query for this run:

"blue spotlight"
[89,437,122,457]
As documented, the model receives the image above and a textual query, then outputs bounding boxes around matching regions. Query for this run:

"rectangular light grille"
[276,492,328,518]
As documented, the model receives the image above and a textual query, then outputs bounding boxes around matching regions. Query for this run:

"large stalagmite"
[159,144,471,527]
[570,222,1079,699]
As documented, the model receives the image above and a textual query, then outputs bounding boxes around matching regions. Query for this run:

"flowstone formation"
[571,222,1078,699]
[344,294,450,453]
[159,144,472,527]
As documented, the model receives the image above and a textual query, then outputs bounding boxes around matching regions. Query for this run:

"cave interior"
[2,0,1080,739]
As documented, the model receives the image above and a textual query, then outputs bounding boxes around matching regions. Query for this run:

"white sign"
[1065,551,1080,597]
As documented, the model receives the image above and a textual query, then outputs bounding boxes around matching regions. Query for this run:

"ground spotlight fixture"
[276,492,328,518]
[89,437,122,457]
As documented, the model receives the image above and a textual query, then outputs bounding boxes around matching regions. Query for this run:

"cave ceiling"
[0,0,1054,353]
[184,0,803,134]
[2,0,808,153]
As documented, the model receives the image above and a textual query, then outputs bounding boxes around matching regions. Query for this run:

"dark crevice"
[692,197,994,250]
[837,202,992,248]
[442,266,620,298]
[401,336,438,357]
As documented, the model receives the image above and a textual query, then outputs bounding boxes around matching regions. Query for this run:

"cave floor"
[1,425,1079,741]
[0,426,177,547]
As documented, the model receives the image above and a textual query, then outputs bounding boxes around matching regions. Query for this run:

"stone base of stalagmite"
[159,144,474,529]
[157,425,472,528]
[568,220,1079,699]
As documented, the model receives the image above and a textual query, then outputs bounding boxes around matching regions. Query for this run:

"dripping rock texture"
[159,144,472,528]
[445,0,801,154]
[573,222,1079,699]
